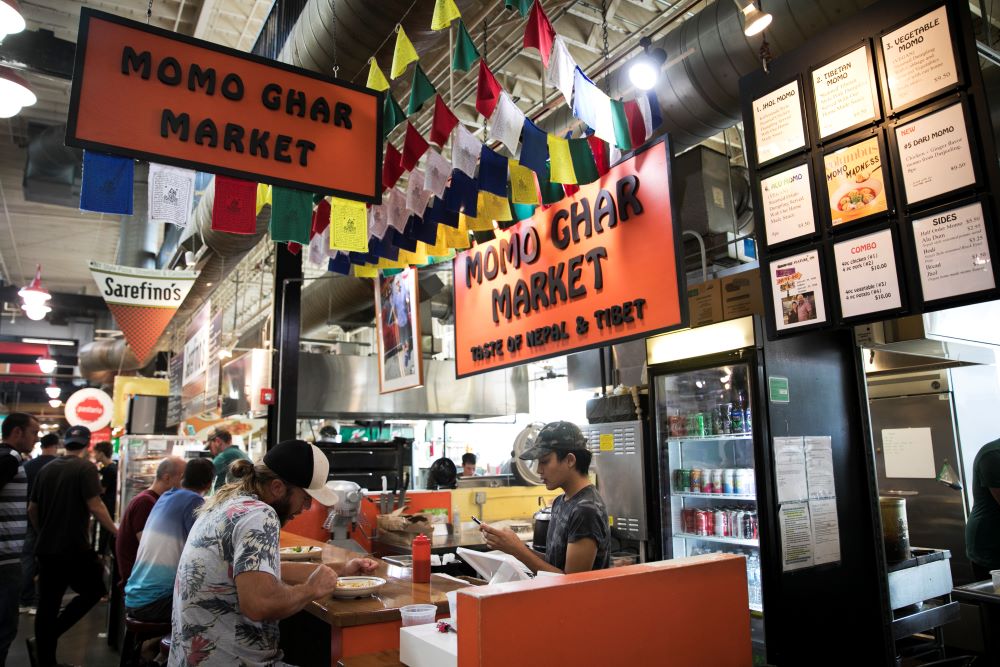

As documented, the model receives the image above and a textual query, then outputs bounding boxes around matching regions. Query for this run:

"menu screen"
[895,102,975,205]
[753,80,807,164]
[761,163,816,246]
[823,136,888,227]
[812,45,879,139]
[770,249,827,332]
[833,228,902,318]
[912,201,995,301]
[881,6,958,110]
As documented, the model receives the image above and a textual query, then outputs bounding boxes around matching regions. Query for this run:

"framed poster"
[891,98,977,208]
[879,4,962,114]
[821,131,891,230]
[810,43,881,142]
[759,160,817,248]
[374,267,424,393]
[752,78,808,166]
[831,226,905,321]
[910,199,996,303]
[768,248,829,334]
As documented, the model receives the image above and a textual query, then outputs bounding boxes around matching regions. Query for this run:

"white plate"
[332,576,387,599]
[279,545,323,560]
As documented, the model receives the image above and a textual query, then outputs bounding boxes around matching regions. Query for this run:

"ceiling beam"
[193,0,220,39]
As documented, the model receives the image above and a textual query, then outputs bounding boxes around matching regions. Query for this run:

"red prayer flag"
[287,242,302,255]
[311,197,332,237]
[623,99,646,149]
[383,144,404,189]
[587,134,610,176]
[476,60,502,118]
[430,95,459,146]
[211,175,257,235]
[401,123,429,172]
[524,1,556,68]
[563,183,579,197]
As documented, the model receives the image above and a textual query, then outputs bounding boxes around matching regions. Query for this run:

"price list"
[881,6,958,110]
[761,164,815,245]
[912,201,995,301]
[895,102,975,205]
[833,228,902,318]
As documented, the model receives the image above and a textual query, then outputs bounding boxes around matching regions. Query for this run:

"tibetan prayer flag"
[405,169,431,214]
[452,124,480,177]
[443,169,478,217]
[408,63,436,115]
[478,191,513,221]
[308,227,328,267]
[505,0,533,18]
[424,149,451,198]
[211,175,257,234]
[546,37,576,106]
[610,99,633,150]
[401,123,429,171]
[369,204,389,240]
[81,151,134,215]
[646,89,663,128]
[462,210,492,232]
[609,143,623,166]
[568,138,598,184]
[431,0,461,30]
[635,95,655,140]
[355,265,378,278]
[489,92,525,154]
[430,95,459,146]
[476,60,502,118]
[563,183,579,197]
[478,144,508,197]
[519,118,548,175]
[147,163,195,228]
[287,242,302,255]
[524,0,556,68]
[270,186,313,244]
[547,134,576,184]
[387,188,409,232]
[329,252,352,275]
[624,99,646,148]
[311,197,332,237]
[383,144,404,189]
[587,134,610,176]
[452,20,480,72]
[509,160,539,205]
[255,183,272,214]
[366,59,390,91]
[383,91,406,140]
[391,26,419,79]
[329,196,369,253]
[537,163,564,205]
[512,202,536,221]
[573,67,614,144]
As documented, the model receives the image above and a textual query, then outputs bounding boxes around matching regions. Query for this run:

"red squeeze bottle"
[412,534,431,583]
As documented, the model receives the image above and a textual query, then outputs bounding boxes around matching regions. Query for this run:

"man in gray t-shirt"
[481,421,610,573]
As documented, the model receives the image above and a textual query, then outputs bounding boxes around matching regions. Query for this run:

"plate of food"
[830,176,883,223]
[333,576,387,599]
[279,545,323,561]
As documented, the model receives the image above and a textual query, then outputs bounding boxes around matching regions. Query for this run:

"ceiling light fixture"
[45,385,61,399]
[48,399,62,409]
[21,338,75,347]
[735,0,772,37]
[36,357,57,374]
[18,264,51,321]
[0,0,26,41]
[627,36,667,91]
[0,65,35,118]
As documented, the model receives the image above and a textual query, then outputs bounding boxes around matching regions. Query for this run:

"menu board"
[812,46,879,139]
[823,135,888,227]
[761,164,816,246]
[753,80,807,164]
[912,201,995,301]
[895,102,975,205]
[833,228,902,318]
[881,6,959,110]
[770,249,827,331]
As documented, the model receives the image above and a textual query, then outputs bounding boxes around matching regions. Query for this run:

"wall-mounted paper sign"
[833,228,902,318]
[753,79,807,165]
[823,135,889,227]
[812,45,879,140]
[881,6,959,111]
[770,249,827,332]
[761,163,816,246]
[895,102,975,206]
[912,201,995,301]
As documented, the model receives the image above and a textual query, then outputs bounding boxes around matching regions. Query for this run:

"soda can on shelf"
[746,511,758,539]
[704,509,715,536]
[692,413,706,437]
[733,468,745,495]
[695,509,709,536]
[732,510,745,539]
[712,469,723,494]
[669,415,685,437]
[679,469,691,493]
[704,412,715,436]
[690,468,703,494]
[741,468,756,496]
[744,407,752,431]
[714,509,727,537]
[730,404,745,433]
[717,404,731,434]
[722,469,735,495]
[702,470,714,494]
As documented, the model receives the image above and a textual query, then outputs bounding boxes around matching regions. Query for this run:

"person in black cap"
[480,421,610,574]
[28,425,118,667]
[169,439,377,667]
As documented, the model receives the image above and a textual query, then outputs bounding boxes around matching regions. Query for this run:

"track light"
[735,0,772,37]
[628,36,667,91]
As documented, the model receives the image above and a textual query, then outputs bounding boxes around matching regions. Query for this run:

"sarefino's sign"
[66,9,383,202]
[89,261,198,363]
[453,140,687,378]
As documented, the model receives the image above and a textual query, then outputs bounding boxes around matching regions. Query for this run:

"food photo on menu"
[823,136,888,227]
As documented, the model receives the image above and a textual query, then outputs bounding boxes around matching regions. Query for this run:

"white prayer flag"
[405,169,431,214]
[424,149,451,198]
[369,204,389,240]
[452,124,480,177]
[546,37,576,106]
[148,163,195,227]
[490,92,526,154]
[388,188,408,232]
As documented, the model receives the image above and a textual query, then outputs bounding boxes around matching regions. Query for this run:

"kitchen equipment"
[579,420,649,542]
[879,496,912,564]
[510,422,546,486]
[400,604,438,627]
[532,501,552,554]
[332,576,387,599]
[321,480,367,552]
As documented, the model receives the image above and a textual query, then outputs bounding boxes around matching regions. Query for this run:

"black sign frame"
[827,222,909,324]
[748,75,811,169]
[755,155,820,252]
[808,40,884,145]
[818,128,895,235]
[760,244,833,340]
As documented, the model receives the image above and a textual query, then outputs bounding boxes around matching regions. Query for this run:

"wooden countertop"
[280,531,471,628]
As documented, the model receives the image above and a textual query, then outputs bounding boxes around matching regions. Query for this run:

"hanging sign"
[452,141,685,378]
[752,79,807,165]
[89,261,198,363]
[66,9,383,202]
[912,200,995,301]
[880,6,959,111]
[811,45,879,140]
[894,101,975,206]
[65,388,114,431]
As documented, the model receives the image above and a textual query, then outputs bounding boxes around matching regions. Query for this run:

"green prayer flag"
[610,99,633,151]
[408,63,437,116]
[568,138,599,185]
[512,202,537,221]
[538,163,565,205]
[505,0,533,18]
[452,20,480,72]
[383,92,406,140]
[269,186,313,244]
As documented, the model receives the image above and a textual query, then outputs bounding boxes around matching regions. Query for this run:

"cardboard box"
[687,278,723,327]
[721,270,764,319]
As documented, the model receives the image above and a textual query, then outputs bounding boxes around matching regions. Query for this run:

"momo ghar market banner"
[90,261,198,363]
[66,9,382,202]
[453,141,686,378]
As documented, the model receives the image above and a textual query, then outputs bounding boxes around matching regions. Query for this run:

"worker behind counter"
[461,453,478,477]
[480,421,610,574]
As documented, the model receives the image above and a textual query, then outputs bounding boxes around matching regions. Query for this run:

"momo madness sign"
[453,141,686,378]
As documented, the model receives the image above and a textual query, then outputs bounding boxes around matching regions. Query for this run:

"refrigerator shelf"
[675,532,759,548]
[671,492,757,501]
[666,434,752,444]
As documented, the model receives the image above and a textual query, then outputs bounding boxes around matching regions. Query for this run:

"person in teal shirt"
[208,429,250,491]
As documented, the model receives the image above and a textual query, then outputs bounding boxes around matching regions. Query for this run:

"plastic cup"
[400,603,438,627]
[991,569,1000,593]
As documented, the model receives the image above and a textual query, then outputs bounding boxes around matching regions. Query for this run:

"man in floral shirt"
[169,440,377,666]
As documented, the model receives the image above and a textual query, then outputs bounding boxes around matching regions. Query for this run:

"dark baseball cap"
[262,439,338,506]
[64,425,91,450]
[519,421,589,460]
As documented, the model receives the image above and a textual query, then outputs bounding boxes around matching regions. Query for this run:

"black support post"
[267,244,302,449]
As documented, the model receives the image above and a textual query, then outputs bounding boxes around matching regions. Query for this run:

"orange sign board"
[453,141,687,378]
[66,9,382,202]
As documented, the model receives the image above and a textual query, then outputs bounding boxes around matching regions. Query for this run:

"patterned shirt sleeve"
[231,504,280,579]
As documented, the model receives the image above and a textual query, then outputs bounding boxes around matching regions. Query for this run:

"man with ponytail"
[169,439,377,667]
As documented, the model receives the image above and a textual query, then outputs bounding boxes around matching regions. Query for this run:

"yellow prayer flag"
[426,230,451,257]
[255,183,271,214]
[390,27,419,79]
[479,191,513,222]
[399,246,429,266]
[366,59,390,91]
[446,218,471,249]
[329,196,369,253]
[462,207,493,232]
[355,265,378,278]
[431,0,461,30]
[548,134,577,184]
[509,161,540,205]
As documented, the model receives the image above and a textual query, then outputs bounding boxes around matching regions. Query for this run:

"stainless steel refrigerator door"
[580,421,648,541]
